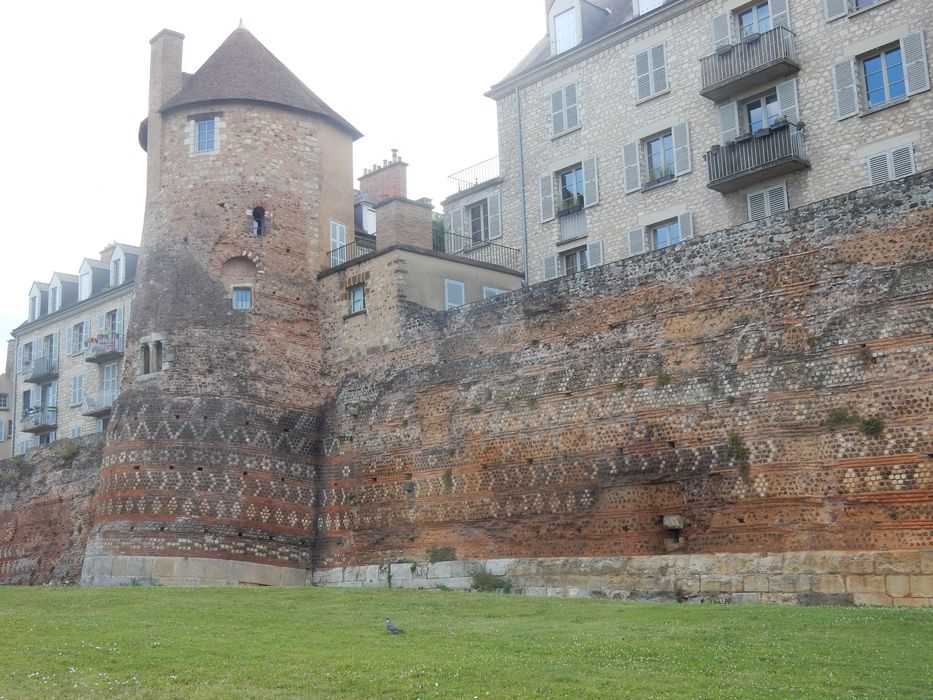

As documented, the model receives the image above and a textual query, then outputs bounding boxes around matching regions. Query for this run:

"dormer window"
[29,296,39,321]
[110,257,122,286]
[554,9,577,54]
[79,271,91,300]
[49,287,59,314]
[634,0,665,16]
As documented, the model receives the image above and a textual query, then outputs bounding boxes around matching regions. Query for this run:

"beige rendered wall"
[316,119,356,270]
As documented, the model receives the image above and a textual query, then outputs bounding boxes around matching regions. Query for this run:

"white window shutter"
[890,145,916,179]
[767,184,789,215]
[678,212,694,241]
[540,174,555,222]
[775,78,799,124]
[16,344,22,373]
[650,44,667,94]
[747,190,768,220]
[832,59,859,120]
[622,141,641,193]
[770,0,790,30]
[451,208,463,237]
[824,0,848,21]
[487,193,501,239]
[116,307,124,335]
[582,156,599,207]
[82,321,90,350]
[711,13,732,49]
[52,331,59,360]
[719,102,740,143]
[66,326,73,356]
[635,49,652,101]
[543,255,558,281]
[628,228,646,256]
[551,89,565,134]
[587,240,604,267]
[565,84,579,131]
[902,31,930,96]
[672,122,692,175]
[866,152,891,186]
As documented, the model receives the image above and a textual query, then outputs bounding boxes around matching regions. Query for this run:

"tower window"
[140,345,151,375]
[153,341,164,372]
[233,287,253,310]
[252,207,266,236]
[196,119,215,152]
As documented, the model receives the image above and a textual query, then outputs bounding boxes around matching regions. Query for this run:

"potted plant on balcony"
[715,43,733,56]
[556,195,584,217]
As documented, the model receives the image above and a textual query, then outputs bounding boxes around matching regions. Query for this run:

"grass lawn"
[0,587,929,699]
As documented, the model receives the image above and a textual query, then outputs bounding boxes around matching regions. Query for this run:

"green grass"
[0,587,929,699]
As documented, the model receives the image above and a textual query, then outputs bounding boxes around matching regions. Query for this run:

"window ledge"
[859,96,909,118]
[848,0,896,19]
[343,310,367,320]
[136,371,165,383]
[641,175,678,192]
[551,124,582,141]
[557,233,588,247]
[635,87,672,106]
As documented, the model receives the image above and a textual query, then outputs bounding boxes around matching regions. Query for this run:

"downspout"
[515,86,529,286]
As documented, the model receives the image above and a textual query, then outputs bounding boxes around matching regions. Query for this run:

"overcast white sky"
[0,0,544,370]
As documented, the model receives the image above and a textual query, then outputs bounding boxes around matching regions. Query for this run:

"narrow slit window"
[140,345,151,375]
[153,341,164,372]
[252,207,266,236]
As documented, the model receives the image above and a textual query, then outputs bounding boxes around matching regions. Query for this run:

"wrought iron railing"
[22,406,57,430]
[448,156,500,192]
[701,26,797,99]
[328,239,377,268]
[27,355,58,382]
[83,392,116,415]
[89,333,124,358]
[439,233,522,272]
[706,124,806,190]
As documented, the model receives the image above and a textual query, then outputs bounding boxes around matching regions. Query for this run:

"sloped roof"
[161,27,362,140]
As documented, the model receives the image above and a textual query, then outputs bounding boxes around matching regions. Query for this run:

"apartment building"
[444,0,931,283]
[0,362,12,460]
[10,244,136,454]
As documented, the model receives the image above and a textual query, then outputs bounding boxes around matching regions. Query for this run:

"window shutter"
[628,228,646,256]
[832,59,859,120]
[866,152,890,186]
[487,193,501,239]
[66,326,73,356]
[451,208,463,237]
[582,156,599,207]
[540,174,555,222]
[72,376,80,405]
[770,0,790,30]
[48,381,57,408]
[635,49,652,101]
[16,344,22,373]
[650,44,667,94]
[711,13,732,49]
[824,0,848,21]
[678,212,694,240]
[52,332,59,360]
[116,307,124,335]
[775,78,799,124]
[82,321,90,350]
[587,240,604,268]
[719,102,740,143]
[564,84,579,131]
[543,255,558,281]
[747,190,768,220]
[902,31,930,96]
[622,141,641,193]
[767,184,789,215]
[551,89,565,134]
[890,145,916,179]
[671,121,692,175]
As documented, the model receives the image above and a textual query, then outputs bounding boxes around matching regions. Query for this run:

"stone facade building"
[444,0,932,283]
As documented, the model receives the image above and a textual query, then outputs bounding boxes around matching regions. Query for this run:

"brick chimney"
[146,29,184,194]
[358,150,408,203]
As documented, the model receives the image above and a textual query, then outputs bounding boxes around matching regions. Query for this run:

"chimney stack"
[358,150,409,203]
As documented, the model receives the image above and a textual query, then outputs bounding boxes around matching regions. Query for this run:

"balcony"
[706,124,809,193]
[27,356,58,384]
[558,205,587,243]
[86,333,125,363]
[448,156,500,193]
[22,407,57,434]
[441,233,522,272]
[82,392,116,417]
[700,26,799,103]
[327,238,377,269]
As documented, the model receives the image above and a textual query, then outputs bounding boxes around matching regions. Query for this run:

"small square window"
[644,131,675,183]
[0,393,7,410]
[649,219,681,251]
[862,46,905,109]
[562,247,588,276]
[349,285,366,315]
[196,119,215,152]
[232,287,252,310]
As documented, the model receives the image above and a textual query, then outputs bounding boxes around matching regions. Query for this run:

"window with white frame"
[542,240,603,280]
[634,0,665,17]
[468,200,490,243]
[558,165,585,212]
[627,212,694,257]
[70,426,83,439]
[449,193,501,247]
[562,247,588,276]
[110,257,122,286]
[712,0,790,49]
[49,287,59,314]
[329,221,348,266]
[833,31,930,120]
[196,118,215,152]
[71,375,84,406]
[865,144,916,186]
[67,321,88,355]
[79,271,92,300]
[349,284,366,315]
[737,2,772,39]
[747,183,789,221]
[824,0,891,22]
[102,363,119,401]
[551,84,579,136]
[0,393,7,409]
[0,420,4,442]
[444,279,465,310]
[718,79,799,143]
[362,206,377,235]
[21,342,34,370]
[540,157,598,224]
[648,219,682,251]
[634,43,668,102]
[232,287,253,310]
[553,8,578,54]
[623,122,691,193]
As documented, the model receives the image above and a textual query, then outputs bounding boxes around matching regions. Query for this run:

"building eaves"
[11,282,135,336]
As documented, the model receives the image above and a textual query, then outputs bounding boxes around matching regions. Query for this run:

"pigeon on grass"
[385,618,405,634]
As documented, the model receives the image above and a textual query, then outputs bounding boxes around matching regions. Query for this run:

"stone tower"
[81,27,361,585]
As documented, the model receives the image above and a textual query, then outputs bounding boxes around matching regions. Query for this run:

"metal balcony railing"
[448,156,500,192]
[700,26,799,102]
[439,233,522,272]
[706,123,808,193]
[83,392,116,417]
[328,238,377,269]
[22,406,57,433]
[27,355,58,384]
[86,333,124,363]
[558,207,587,242]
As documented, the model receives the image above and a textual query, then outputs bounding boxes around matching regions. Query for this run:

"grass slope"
[0,587,929,699]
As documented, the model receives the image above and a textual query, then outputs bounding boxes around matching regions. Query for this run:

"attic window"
[252,207,266,236]
[554,8,578,53]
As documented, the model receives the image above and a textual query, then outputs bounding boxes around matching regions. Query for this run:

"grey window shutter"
[672,121,692,175]
[543,255,558,281]
[622,141,641,193]
[16,344,22,373]
[587,240,604,267]
[551,89,565,134]
[52,331,59,360]
[82,321,90,350]
[775,78,799,124]
[565,84,579,130]
[832,59,859,120]
[824,0,848,21]
[678,211,694,240]
[747,190,768,220]
[451,208,463,236]
[540,174,555,222]
[711,13,732,49]
[116,307,124,335]
[66,326,73,356]
[902,31,930,96]
[650,44,667,94]
[719,101,740,143]
[770,0,790,30]
[635,49,652,101]
[582,156,599,207]
[866,152,891,186]
[767,184,789,215]
[628,227,646,256]
[487,192,501,239]
[890,145,916,179]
